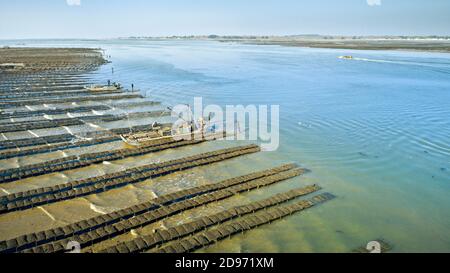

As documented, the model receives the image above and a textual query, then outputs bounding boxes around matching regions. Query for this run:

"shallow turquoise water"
[1,39,449,252]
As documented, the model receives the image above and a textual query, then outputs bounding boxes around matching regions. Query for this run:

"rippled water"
[1,39,449,252]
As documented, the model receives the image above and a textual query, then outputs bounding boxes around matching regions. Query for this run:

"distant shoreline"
[230,39,450,53]
[122,35,450,53]
[3,36,450,53]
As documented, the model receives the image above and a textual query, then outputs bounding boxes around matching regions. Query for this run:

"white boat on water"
[339,55,354,60]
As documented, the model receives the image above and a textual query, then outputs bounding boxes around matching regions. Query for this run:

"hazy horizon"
[2,34,450,42]
[1,0,450,39]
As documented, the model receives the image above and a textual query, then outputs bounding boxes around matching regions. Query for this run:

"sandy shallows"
[0,47,107,73]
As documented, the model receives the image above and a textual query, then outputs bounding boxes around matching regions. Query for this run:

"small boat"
[120,123,172,146]
[85,84,120,92]
[339,55,354,60]
[120,131,161,146]
[0,63,25,71]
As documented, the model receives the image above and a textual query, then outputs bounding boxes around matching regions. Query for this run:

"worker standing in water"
[112,67,114,74]
[131,84,134,91]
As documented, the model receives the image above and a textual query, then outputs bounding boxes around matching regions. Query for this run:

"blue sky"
[1,0,449,39]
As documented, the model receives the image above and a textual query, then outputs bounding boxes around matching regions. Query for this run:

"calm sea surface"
[1,39,449,252]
